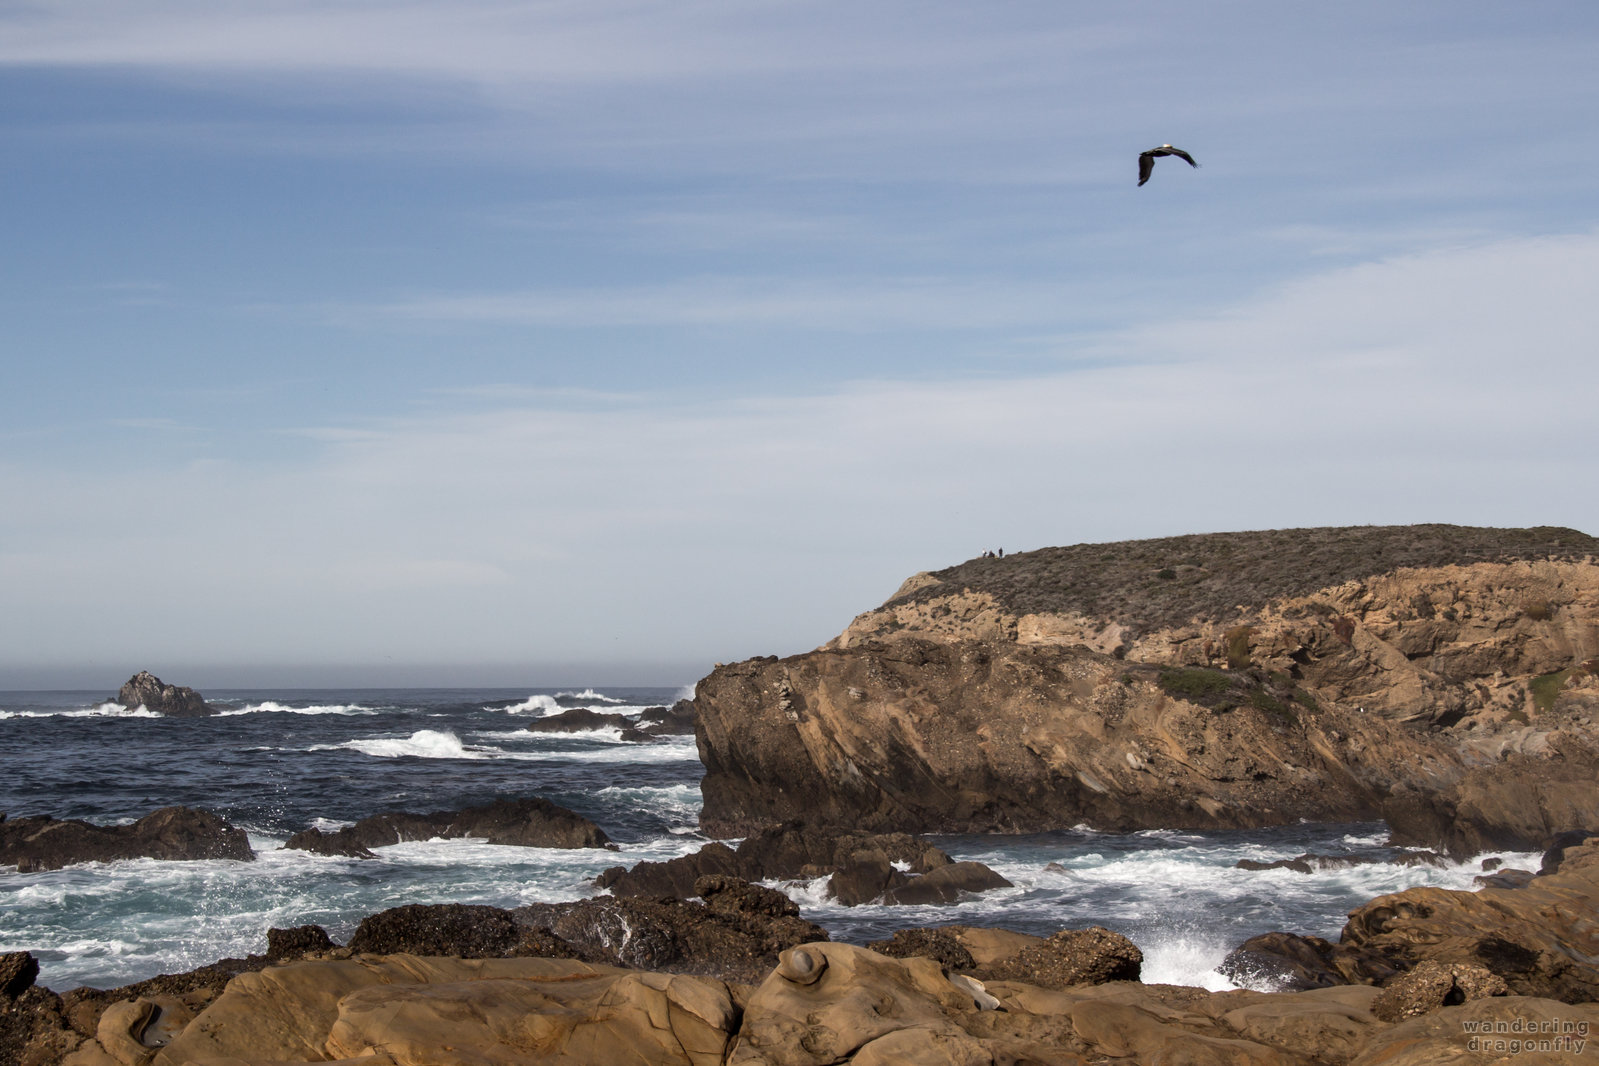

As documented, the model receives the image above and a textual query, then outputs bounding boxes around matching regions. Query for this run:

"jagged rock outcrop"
[1339,840,1599,1003]
[696,525,1599,850]
[830,526,1599,731]
[639,699,697,736]
[595,822,1010,906]
[339,892,828,986]
[1,807,254,872]
[281,797,612,858]
[696,640,1447,837]
[115,671,214,717]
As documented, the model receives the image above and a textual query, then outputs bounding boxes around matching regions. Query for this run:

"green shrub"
[1530,670,1571,714]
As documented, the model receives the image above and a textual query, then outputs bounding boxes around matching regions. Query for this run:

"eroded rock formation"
[696,525,1599,852]
[115,671,214,717]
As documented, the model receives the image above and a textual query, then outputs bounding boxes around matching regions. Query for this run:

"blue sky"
[3,1,1597,688]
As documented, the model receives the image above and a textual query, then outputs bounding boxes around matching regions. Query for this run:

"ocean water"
[0,686,1533,993]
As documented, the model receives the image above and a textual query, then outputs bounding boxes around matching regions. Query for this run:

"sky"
[3,1,1598,688]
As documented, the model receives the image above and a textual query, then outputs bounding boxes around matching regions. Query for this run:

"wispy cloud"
[5,229,1596,674]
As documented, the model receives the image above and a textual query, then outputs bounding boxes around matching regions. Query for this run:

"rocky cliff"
[696,525,1599,850]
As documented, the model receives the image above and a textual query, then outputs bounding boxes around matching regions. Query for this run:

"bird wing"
[1170,148,1198,167]
[1138,153,1154,185]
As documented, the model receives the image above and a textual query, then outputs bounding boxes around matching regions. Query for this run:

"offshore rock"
[0,806,254,872]
[640,699,697,736]
[281,796,612,857]
[115,670,214,717]
[524,707,650,742]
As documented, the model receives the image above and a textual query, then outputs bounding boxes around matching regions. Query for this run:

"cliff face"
[696,526,1599,849]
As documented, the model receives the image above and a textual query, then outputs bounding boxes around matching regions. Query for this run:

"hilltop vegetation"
[895,524,1597,633]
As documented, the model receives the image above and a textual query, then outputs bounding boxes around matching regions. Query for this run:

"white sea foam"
[556,689,625,703]
[595,783,703,826]
[1140,931,1240,991]
[498,694,561,715]
[0,703,159,719]
[218,701,374,717]
[334,729,487,760]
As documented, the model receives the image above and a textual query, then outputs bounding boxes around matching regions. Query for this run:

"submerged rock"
[525,707,650,742]
[281,797,612,858]
[0,806,254,872]
[597,823,1008,908]
[115,670,214,717]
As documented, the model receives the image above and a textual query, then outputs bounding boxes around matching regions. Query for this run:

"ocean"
[0,685,1532,993]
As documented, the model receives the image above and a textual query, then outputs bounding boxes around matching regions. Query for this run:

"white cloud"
[3,229,1595,680]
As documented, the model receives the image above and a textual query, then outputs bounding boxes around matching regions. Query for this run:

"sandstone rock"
[525,707,650,741]
[1473,868,1535,889]
[1383,737,1599,857]
[281,796,611,858]
[138,955,738,1066]
[1,807,254,872]
[1370,960,1509,1023]
[695,527,1599,852]
[1539,828,1599,874]
[730,944,980,1066]
[1340,840,1599,1002]
[1348,995,1599,1066]
[115,671,213,717]
[696,640,1434,837]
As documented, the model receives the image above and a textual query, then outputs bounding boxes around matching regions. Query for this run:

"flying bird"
[1138,144,1199,186]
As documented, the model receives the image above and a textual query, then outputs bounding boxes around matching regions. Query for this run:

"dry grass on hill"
[899,525,1598,633]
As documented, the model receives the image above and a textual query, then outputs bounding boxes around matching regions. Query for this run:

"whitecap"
[0,703,160,719]
[334,729,488,760]
[556,689,625,704]
[498,695,561,715]
[217,701,374,717]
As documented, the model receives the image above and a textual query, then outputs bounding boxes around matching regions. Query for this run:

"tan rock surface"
[699,527,1599,850]
[1341,841,1599,1003]
[140,955,735,1066]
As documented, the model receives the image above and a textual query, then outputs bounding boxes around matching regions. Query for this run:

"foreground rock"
[43,942,1599,1066]
[281,797,612,858]
[695,525,1599,851]
[1340,839,1599,1003]
[595,822,1011,906]
[1,807,254,872]
[115,671,214,717]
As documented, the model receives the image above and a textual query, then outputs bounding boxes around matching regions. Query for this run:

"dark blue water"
[0,686,1533,992]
